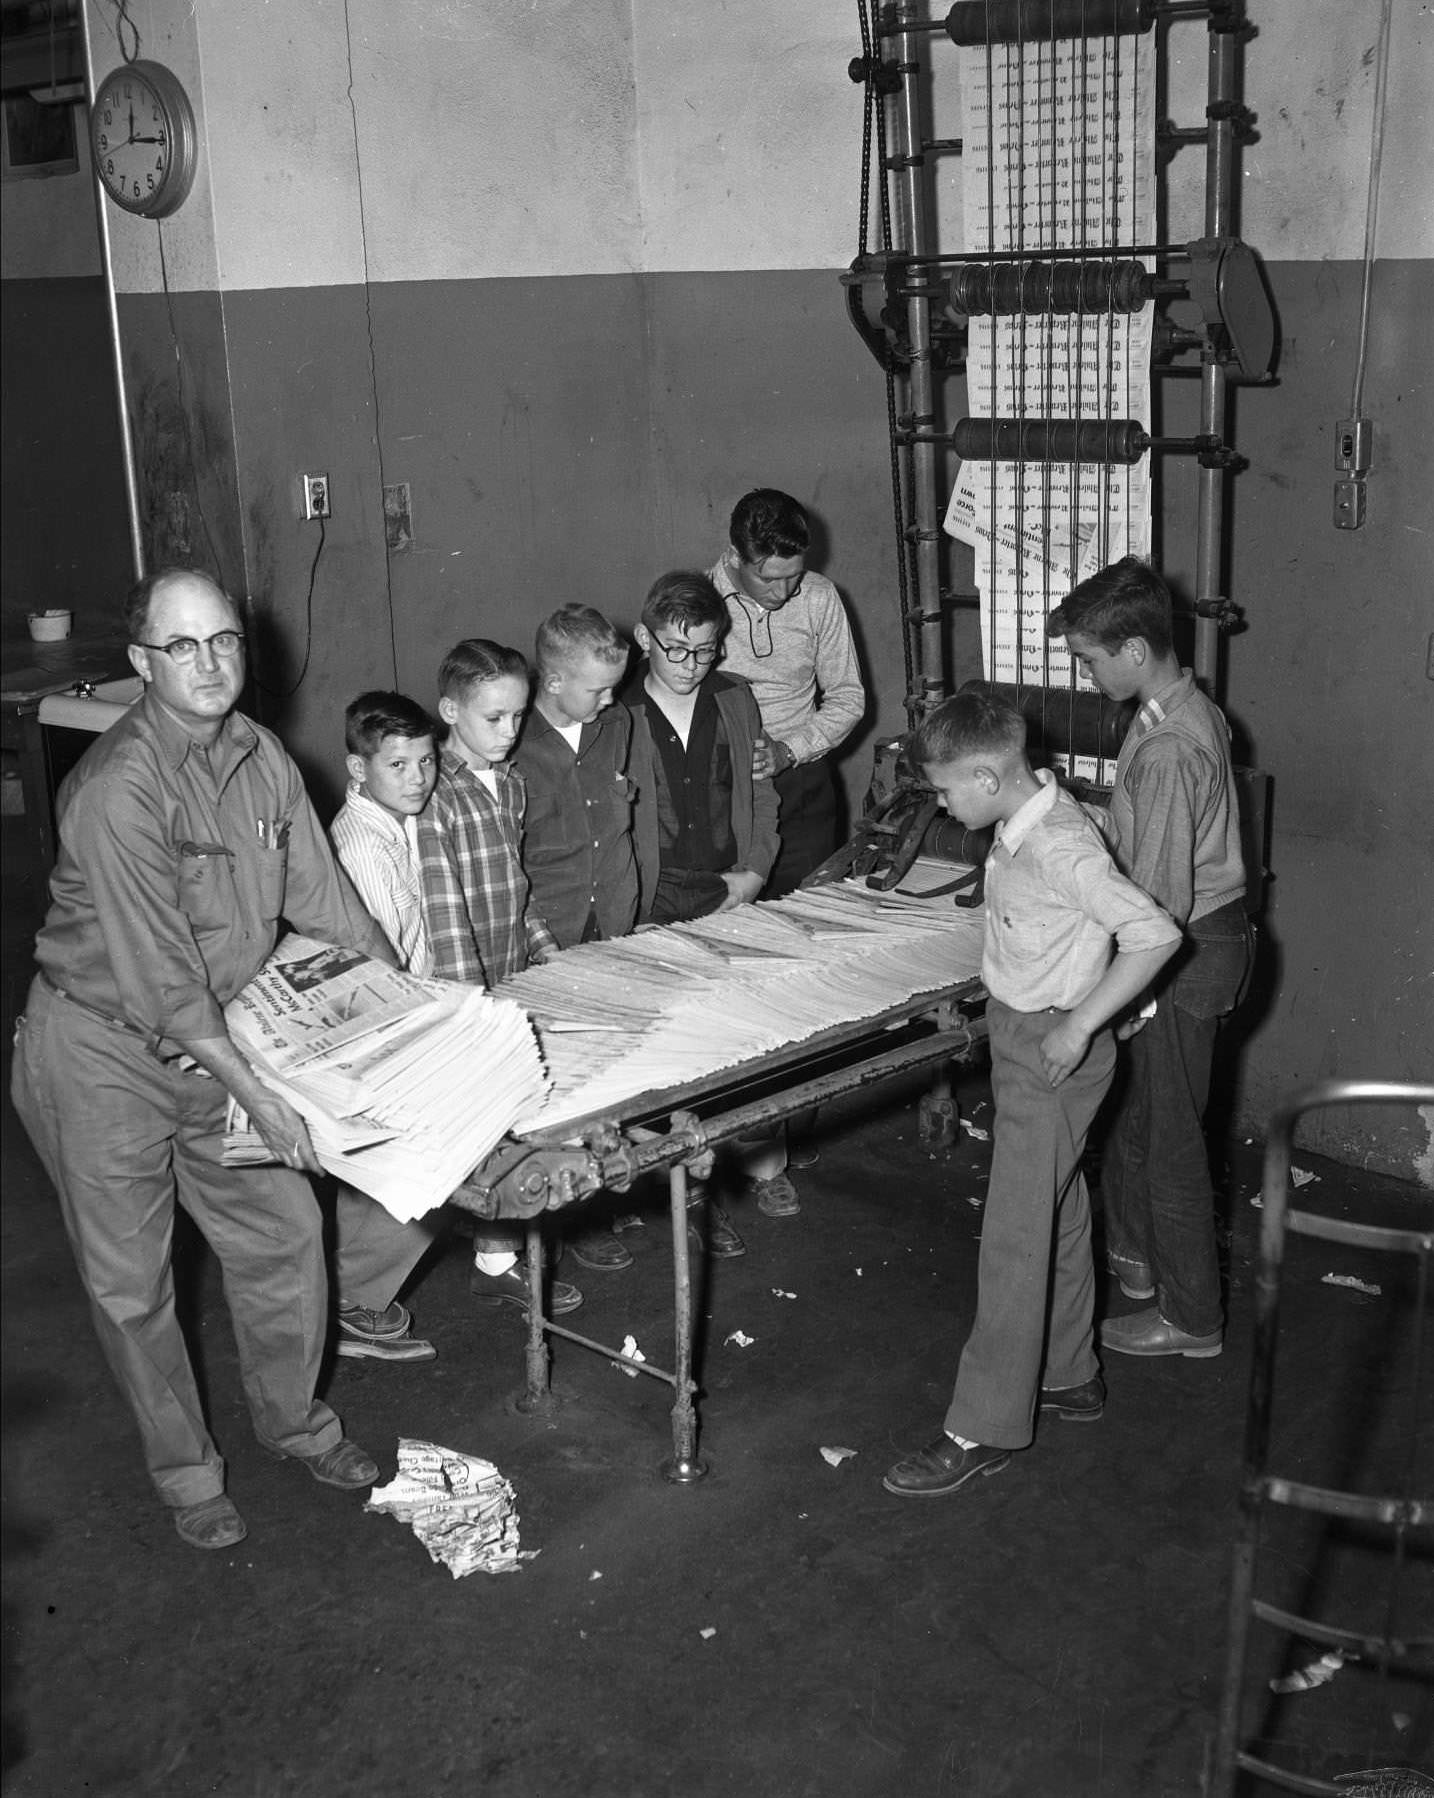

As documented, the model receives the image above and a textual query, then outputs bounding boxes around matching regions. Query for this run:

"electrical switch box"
[1334,418,1372,476]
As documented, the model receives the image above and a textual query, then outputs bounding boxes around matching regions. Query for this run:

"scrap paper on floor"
[365,1438,537,1578]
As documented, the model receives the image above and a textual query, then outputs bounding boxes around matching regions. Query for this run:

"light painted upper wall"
[89,0,637,293]
[1164,0,1434,260]
[36,0,1434,293]
[631,3,862,273]
[348,0,640,283]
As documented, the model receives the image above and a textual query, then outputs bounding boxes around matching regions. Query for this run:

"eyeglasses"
[653,637,721,667]
[135,630,245,664]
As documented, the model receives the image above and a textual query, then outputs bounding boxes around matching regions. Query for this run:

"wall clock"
[89,59,198,218]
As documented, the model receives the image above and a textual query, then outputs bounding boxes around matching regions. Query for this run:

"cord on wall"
[343,0,401,691]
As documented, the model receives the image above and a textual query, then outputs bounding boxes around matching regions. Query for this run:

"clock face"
[89,61,197,219]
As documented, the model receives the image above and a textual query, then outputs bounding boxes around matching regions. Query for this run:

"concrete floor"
[1,814,1430,1798]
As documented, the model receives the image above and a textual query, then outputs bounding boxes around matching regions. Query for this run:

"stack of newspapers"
[224,936,548,1221]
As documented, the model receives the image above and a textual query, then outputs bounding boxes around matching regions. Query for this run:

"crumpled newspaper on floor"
[365,1438,538,1578]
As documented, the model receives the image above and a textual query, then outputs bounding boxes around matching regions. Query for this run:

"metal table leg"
[661,1161,707,1484]
[513,1218,560,1416]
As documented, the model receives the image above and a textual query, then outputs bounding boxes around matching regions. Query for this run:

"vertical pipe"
[79,4,145,582]
[1193,12,1238,691]
[516,1217,554,1413]
[660,1162,707,1483]
[891,1,944,710]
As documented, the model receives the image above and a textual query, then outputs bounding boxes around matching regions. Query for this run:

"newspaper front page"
[224,937,548,1221]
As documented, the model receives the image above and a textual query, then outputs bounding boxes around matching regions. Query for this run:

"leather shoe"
[687,1199,746,1259]
[568,1225,634,1271]
[882,1435,1012,1497]
[1106,1250,1155,1301]
[1100,1306,1222,1358]
[173,1494,247,1550]
[1038,1375,1105,1421]
[751,1173,800,1218]
[787,1141,820,1170]
[336,1329,436,1363]
[469,1264,584,1315]
[281,1438,380,1490]
[336,1300,412,1341]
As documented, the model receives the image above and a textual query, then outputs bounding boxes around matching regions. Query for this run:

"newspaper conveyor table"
[447,876,988,1482]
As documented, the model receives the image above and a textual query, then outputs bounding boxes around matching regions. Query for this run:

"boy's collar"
[995,768,1059,852]
[1136,667,1195,731]
[441,745,512,781]
[347,781,416,831]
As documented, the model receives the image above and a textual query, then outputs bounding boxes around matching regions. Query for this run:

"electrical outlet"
[300,473,331,521]
[383,482,413,552]
[1333,478,1366,531]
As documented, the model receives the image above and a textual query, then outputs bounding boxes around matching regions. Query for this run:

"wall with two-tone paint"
[2,0,1430,1175]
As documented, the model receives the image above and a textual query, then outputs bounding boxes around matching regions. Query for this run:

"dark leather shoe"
[688,1201,746,1259]
[568,1225,634,1271]
[305,1439,380,1489]
[882,1436,1012,1497]
[274,1438,380,1490]
[469,1265,584,1315]
[1100,1306,1222,1358]
[1039,1375,1105,1421]
[336,1300,413,1341]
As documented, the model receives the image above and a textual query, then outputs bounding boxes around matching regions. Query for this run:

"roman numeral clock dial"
[89,60,198,219]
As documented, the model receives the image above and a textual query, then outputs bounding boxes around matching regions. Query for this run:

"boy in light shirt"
[329,691,446,1363]
[884,690,1179,1499]
[330,691,438,978]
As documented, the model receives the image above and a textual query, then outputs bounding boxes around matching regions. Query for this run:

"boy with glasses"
[627,570,783,1250]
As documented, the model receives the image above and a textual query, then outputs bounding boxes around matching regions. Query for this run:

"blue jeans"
[1099,899,1252,1337]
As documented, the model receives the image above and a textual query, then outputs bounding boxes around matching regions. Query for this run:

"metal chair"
[1211,1078,1434,1794]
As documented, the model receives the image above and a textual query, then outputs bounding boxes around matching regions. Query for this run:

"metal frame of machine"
[844,0,1275,730]
[448,979,987,1482]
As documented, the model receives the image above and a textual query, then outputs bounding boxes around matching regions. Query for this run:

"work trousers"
[764,756,839,898]
[334,1189,444,1311]
[11,978,342,1509]
[944,1000,1115,1451]
[1099,899,1251,1338]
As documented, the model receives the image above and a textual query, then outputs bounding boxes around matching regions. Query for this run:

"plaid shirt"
[417,750,558,986]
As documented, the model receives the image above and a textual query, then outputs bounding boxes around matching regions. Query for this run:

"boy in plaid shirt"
[417,639,582,1315]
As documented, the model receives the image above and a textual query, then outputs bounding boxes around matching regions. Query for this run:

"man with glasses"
[11,567,394,1551]
[709,488,865,900]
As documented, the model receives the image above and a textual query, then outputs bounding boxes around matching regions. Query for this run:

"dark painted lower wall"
[19,259,1434,1178]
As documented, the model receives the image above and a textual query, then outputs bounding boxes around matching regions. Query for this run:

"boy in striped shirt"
[329,692,447,1362]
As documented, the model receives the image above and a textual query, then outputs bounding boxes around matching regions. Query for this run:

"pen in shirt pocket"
[256,816,292,849]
